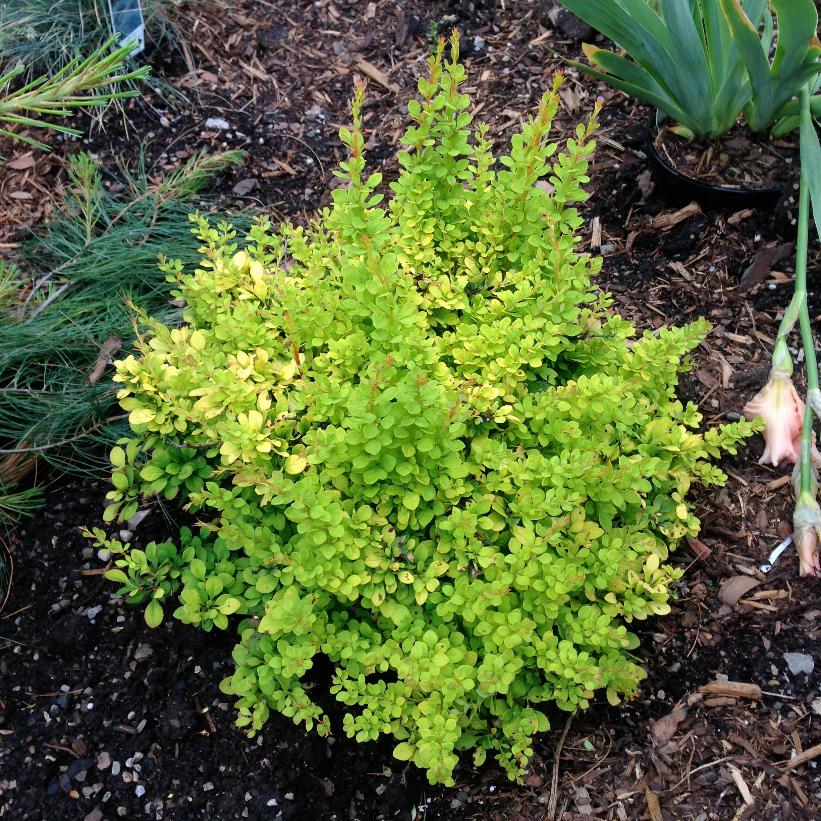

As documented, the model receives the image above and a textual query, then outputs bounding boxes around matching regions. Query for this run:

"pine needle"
[0,150,250,481]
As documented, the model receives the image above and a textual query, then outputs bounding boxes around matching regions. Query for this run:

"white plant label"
[108,0,146,55]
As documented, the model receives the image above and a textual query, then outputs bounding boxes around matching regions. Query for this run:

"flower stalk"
[791,83,821,576]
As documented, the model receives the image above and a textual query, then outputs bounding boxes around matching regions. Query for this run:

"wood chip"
[727,208,754,225]
[649,201,700,231]
[668,260,691,281]
[728,764,754,805]
[590,216,601,249]
[766,474,792,491]
[238,59,268,82]
[736,598,778,612]
[747,589,789,600]
[703,696,737,707]
[645,786,663,821]
[698,681,762,700]
[780,742,821,771]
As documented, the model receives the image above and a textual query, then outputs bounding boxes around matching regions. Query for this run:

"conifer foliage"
[91,36,757,784]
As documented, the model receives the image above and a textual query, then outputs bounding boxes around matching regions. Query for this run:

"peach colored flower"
[743,373,804,466]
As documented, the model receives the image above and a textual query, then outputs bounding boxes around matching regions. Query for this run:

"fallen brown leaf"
[88,337,122,385]
[686,537,712,560]
[738,242,794,292]
[7,153,35,170]
[650,705,687,745]
[354,59,399,93]
[718,575,760,606]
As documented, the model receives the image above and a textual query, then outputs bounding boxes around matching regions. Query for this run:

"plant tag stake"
[759,536,793,574]
[108,0,145,55]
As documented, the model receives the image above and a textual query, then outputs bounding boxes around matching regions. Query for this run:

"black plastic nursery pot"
[644,128,783,210]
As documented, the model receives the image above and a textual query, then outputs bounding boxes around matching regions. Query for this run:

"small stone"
[97,752,111,770]
[127,509,151,530]
[205,117,230,130]
[203,782,214,792]
[232,178,258,196]
[783,652,814,675]
[546,6,594,40]
[134,643,153,660]
[284,793,294,801]
[473,35,485,52]
[86,605,103,620]
[111,761,121,776]
[84,809,104,821]
[135,785,146,798]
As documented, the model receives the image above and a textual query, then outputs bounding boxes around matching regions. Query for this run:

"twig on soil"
[546,710,575,820]
[779,743,821,771]
[43,741,80,758]
[0,603,31,621]
[667,755,736,792]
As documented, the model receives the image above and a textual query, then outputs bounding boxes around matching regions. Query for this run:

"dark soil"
[1,1,820,819]
[653,124,800,190]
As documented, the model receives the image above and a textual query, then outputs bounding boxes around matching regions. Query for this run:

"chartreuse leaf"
[144,599,163,628]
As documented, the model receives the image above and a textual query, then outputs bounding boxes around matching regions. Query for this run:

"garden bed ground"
[1,1,819,819]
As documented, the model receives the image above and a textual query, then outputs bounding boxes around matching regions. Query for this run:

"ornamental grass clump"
[92,36,757,785]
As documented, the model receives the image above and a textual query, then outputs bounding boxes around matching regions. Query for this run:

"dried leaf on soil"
[718,575,761,605]
[650,705,688,745]
[737,242,794,292]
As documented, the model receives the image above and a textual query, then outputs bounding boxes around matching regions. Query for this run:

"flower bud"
[742,372,804,466]
[793,493,821,577]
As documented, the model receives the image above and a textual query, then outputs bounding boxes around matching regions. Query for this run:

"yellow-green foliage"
[91,37,757,785]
